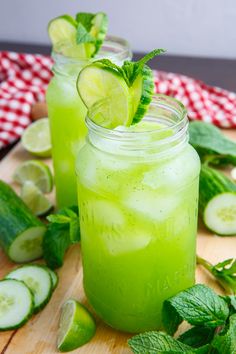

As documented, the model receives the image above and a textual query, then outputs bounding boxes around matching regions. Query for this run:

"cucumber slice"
[199,165,236,236]
[0,279,34,331]
[77,63,132,128]
[130,66,155,124]
[204,193,236,236]
[8,226,45,263]
[6,265,53,313]
[40,265,58,290]
[90,12,108,55]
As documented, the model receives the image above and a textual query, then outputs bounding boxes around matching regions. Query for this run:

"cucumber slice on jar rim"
[0,279,34,331]
[5,265,53,313]
[204,192,236,236]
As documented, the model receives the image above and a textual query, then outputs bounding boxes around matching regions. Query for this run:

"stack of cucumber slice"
[0,264,58,330]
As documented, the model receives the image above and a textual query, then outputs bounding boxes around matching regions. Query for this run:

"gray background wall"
[0,0,235,58]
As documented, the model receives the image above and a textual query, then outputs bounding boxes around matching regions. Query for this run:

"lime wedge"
[21,181,53,216]
[22,118,52,158]
[77,63,132,128]
[13,160,53,193]
[58,299,96,352]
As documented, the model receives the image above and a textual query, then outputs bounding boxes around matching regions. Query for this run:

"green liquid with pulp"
[77,122,200,332]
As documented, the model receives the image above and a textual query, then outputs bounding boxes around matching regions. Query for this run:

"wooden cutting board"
[0,130,235,354]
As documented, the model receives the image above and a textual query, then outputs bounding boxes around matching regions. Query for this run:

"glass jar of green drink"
[76,94,200,333]
[46,12,132,208]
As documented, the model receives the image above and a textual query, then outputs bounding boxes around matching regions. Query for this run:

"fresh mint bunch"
[197,256,236,295]
[128,284,236,354]
[43,206,80,269]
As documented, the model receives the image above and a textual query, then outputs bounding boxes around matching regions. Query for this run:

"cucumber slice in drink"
[13,160,53,193]
[21,181,53,216]
[199,165,236,236]
[58,299,96,352]
[0,279,34,331]
[77,63,133,128]
[6,265,53,313]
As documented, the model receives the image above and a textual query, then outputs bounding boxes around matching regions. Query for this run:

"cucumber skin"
[5,264,54,314]
[199,165,236,235]
[0,180,46,261]
[0,279,34,331]
[131,65,154,125]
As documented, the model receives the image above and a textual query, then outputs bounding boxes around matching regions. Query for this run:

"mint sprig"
[95,48,166,87]
[197,255,236,295]
[76,23,95,45]
[43,206,80,269]
[128,284,236,354]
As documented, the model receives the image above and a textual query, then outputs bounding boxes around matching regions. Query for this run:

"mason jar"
[46,36,132,208]
[76,94,200,333]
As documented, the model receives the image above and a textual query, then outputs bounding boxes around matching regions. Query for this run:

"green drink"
[46,13,132,208]
[76,95,200,332]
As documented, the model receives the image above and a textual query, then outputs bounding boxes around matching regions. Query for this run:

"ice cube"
[124,189,179,221]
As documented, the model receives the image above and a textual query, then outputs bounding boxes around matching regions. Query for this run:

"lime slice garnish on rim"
[22,118,52,158]
[13,160,53,193]
[21,181,53,216]
[77,63,133,128]
[57,299,96,352]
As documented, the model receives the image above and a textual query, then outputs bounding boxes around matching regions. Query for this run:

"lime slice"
[48,15,89,59]
[77,63,132,128]
[21,181,53,216]
[22,118,52,158]
[13,160,53,193]
[58,299,96,352]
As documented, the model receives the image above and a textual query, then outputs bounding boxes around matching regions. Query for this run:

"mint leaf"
[122,48,165,86]
[189,121,236,166]
[128,331,193,353]
[211,314,236,354]
[162,300,183,335]
[43,223,70,269]
[128,331,210,354]
[76,23,95,44]
[197,256,236,295]
[93,59,124,76]
[75,12,94,31]
[222,295,236,315]
[178,326,215,348]
[43,206,80,268]
[163,284,229,329]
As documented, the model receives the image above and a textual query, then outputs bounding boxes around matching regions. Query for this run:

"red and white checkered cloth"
[0,51,235,149]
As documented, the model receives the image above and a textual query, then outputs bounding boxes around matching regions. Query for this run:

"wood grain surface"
[0,129,235,353]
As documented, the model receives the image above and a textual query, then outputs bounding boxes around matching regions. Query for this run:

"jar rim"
[86,94,188,138]
[51,34,132,64]
[85,94,189,157]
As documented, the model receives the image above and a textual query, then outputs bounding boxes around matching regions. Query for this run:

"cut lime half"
[21,181,53,216]
[13,160,53,193]
[58,299,96,352]
[77,63,133,128]
[22,118,52,158]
